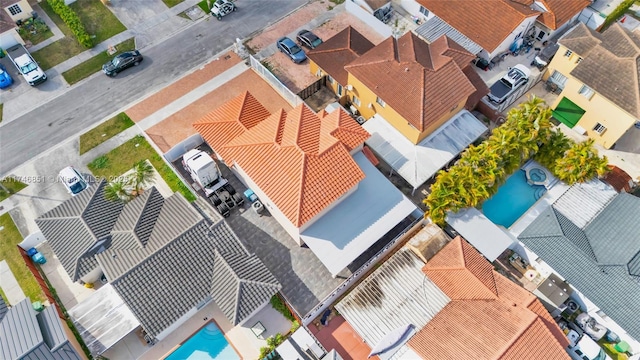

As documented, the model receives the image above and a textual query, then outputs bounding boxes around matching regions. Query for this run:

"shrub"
[90,155,109,169]
[270,295,295,321]
[47,0,92,48]
[602,0,635,31]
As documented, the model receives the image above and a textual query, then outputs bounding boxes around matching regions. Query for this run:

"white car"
[58,166,88,196]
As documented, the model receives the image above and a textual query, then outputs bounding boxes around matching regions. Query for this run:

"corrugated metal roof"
[0,299,43,360]
[0,297,7,322]
[36,305,68,352]
[415,16,483,56]
[445,208,515,261]
[552,179,617,228]
[363,110,487,189]
[335,249,450,347]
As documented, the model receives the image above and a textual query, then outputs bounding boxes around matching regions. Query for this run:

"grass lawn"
[0,213,45,303]
[162,0,185,8]
[197,0,209,13]
[0,178,28,202]
[63,38,135,85]
[33,0,126,70]
[79,112,134,154]
[18,20,54,46]
[88,135,196,201]
[0,103,3,123]
[0,287,8,304]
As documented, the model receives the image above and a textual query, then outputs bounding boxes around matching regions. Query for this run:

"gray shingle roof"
[519,191,640,339]
[0,297,7,322]
[110,188,164,248]
[36,180,125,281]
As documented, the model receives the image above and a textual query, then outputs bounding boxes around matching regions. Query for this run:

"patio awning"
[446,208,515,261]
[300,152,418,277]
[362,110,487,189]
[553,97,585,128]
[68,284,140,355]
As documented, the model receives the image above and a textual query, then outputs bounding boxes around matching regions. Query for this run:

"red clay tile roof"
[409,237,570,359]
[345,33,476,132]
[603,165,634,193]
[307,26,375,85]
[523,0,590,30]
[418,0,539,53]
[194,93,370,227]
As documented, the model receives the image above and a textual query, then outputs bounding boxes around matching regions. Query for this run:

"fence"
[249,55,302,107]
[301,217,425,326]
[297,76,326,100]
[481,69,544,113]
[346,0,392,38]
[18,246,66,320]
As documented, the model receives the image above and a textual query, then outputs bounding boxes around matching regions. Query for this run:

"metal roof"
[519,192,640,340]
[553,179,617,228]
[415,16,484,56]
[68,284,140,355]
[445,208,515,261]
[336,249,450,351]
[300,152,418,276]
[363,110,487,189]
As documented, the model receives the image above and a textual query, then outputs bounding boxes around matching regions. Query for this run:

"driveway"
[0,0,308,177]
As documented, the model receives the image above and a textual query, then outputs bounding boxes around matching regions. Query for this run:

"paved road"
[0,0,307,177]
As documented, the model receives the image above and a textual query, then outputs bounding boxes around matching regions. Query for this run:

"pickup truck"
[487,64,530,104]
[6,44,47,86]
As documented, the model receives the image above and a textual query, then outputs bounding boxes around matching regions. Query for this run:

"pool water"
[482,170,546,228]
[166,322,239,360]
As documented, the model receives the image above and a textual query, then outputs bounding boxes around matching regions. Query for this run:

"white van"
[568,335,612,360]
[58,166,88,196]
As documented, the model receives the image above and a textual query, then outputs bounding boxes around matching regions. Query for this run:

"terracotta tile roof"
[409,237,570,359]
[194,93,370,227]
[307,26,375,85]
[345,33,476,132]
[567,24,640,117]
[529,0,591,30]
[603,165,634,193]
[462,65,490,109]
[417,0,539,53]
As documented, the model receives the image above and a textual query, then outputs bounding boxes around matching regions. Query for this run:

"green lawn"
[63,38,135,85]
[0,178,27,202]
[162,0,185,7]
[197,0,209,13]
[32,0,126,70]
[17,19,54,45]
[0,213,45,303]
[0,103,3,123]
[79,112,135,154]
[88,135,196,201]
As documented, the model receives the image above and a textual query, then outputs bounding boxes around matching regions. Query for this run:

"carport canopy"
[552,97,585,128]
[68,283,140,356]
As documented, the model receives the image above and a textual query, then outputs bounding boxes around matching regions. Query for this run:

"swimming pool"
[482,170,546,228]
[166,322,239,360]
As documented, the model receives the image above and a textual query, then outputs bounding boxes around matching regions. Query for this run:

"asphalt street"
[0,0,307,177]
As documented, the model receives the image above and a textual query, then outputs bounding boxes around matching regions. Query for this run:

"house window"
[376,96,386,107]
[536,30,546,41]
[576,57,583,64]
[419,6,429,16]
[593,123,607,134]
[549,70,568,89]
[327,75,334,84]
[579,85,595,100]
[7,4,21,16]
[564,49,573,57]
[337,84,343,96]
[352,95,361,106]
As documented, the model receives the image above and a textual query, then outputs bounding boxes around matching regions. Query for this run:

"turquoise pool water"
[166,322,239,360]
[482,170,546,228]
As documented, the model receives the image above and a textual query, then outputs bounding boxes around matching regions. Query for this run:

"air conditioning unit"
[345,84,353,91]
[349,105,359,115]
[367,103,373,109]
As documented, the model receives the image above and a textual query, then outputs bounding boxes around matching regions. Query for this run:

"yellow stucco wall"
[5,0,33,22]
[309,60,344,97]
[545,45,636,149]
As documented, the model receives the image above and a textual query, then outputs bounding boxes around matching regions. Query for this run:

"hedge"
[47,0,92,48]
[601,0,635,31]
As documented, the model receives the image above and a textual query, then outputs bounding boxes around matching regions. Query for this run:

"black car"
[296,30,323,50]
[102,50,143,76]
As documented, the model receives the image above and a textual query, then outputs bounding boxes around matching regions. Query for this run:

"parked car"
[276,37,307,63]
[0,64,13,89]
[102,50,143,77]
[296,30,323,50]
[211,0,236,20]
[487,64,531,104]
[58,166,88,196]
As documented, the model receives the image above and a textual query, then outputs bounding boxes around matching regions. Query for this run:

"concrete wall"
[163,133,204,163]
[346,0,392,39]
[487,15,538,59]
[80,266,103,284]
[547,45,636,149]
[4,0,33,22]
[398,0,431,22]
[0,29,24,50]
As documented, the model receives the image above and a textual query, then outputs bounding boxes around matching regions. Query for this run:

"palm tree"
[131,160,155,194]
[554,139,610,185]
[534,129,572,172]
[104,177,134,202]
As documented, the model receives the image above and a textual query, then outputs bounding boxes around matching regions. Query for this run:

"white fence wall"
[346,0,393,39]
[249,55,302,107]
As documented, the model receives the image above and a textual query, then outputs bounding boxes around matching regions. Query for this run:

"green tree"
[554,139,609,185]
[104,177,133,202]
[131,160,155,194]
[534,129,571,172]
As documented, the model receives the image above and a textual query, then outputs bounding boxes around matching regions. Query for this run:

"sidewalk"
[0,260,26,305]
[29,4,64,52]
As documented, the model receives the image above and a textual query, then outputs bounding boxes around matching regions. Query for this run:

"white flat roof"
[446,208,515,261]
[68,284,140,355]
[300,152,418,276]
[362,110,487,189]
